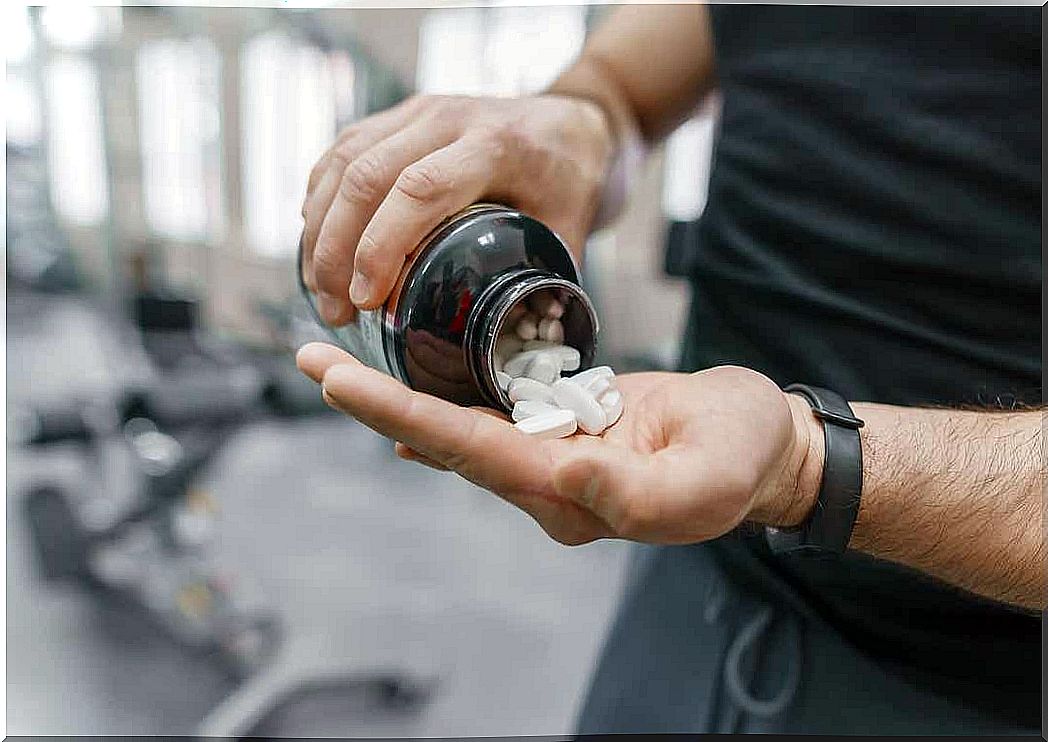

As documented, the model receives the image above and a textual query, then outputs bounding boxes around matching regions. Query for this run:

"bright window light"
[416,8,486,96]
[5,5,34,64]
[241,31,336,258]
[45,56,109,225]
[136,37,224,242]
[417,5,586,97]
[40,5,104,50]
[328,49,357,124]
[485,5,587,95]
[662,96,720,222]
[7,72,42,147]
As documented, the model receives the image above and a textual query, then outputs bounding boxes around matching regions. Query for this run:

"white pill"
[511,399,559,422]
[537,317,565,344]
[503,350,539,377]
[514,408,577,439]
[526,353,562,385]
[567,365,614,390]
[552,378,607,435]
[600,388,624,427]
[496,371,512,391]
[520,341,580,371]
[529,292,565,319]
[508,376,556,404]
[524,339,582,368]
[585,374,612,398]
[515,313,539,341]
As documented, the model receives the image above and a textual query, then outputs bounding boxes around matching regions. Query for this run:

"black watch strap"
[764,384,865,557]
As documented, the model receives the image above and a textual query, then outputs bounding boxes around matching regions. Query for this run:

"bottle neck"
[466,269,599,411]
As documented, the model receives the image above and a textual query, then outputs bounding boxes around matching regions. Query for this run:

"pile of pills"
[492,290,623,440]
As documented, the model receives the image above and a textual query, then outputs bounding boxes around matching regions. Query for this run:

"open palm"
[297,342,815,546]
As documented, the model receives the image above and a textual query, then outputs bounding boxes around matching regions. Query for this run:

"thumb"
[552,441,675,540]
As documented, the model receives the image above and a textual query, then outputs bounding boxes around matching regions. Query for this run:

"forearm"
[789,401,1046,611]
[545,4,716,230]
[547,4,717,148]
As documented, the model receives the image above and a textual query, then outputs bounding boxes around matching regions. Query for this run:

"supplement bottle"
[299,204,599,412]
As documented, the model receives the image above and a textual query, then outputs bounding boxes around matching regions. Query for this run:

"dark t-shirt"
[671,4,1039,729]
[683,1,1035,725]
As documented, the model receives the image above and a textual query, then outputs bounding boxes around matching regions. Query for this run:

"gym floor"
[6,292,634,736]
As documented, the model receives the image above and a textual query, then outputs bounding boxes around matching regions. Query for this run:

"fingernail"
[321,386,341,411]
[317,292,342,324]
[349,272,370,306]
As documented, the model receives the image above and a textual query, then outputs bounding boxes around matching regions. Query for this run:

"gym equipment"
[15,290,437,732]
[196,663,437,738]
[14,287,327,679]
[6,142,84,294]
[19,387,285,679]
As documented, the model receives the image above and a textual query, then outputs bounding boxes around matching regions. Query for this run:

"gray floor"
[7,292,634,736]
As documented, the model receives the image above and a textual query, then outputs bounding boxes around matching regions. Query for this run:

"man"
[296,4,1042,734]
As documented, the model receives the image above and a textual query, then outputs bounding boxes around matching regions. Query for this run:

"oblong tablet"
[552,378,607,435]
[508,377,556,404]
[567,365,614,391]
[514,408,578,439]
[526,353,562,384]
[600,388,624,427]
[511,400,559,422]
[515,313,539,341]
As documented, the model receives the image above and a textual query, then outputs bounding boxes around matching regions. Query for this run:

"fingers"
[318,354,542,481]
[298,342,626,546]
[350,134,501,310]
[301,99,425,294]
[318,356,511,461]
[296,341,355,384]
[395,441,450,471]
[311,120,461,324]
[395,408,509,474]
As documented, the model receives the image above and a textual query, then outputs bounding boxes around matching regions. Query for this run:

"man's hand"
[299,94,614,326]
[296,342,822,546]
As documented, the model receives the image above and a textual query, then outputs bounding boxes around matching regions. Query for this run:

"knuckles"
[394,161,451,206]
[340,151,387,205]
[311,239,349,291]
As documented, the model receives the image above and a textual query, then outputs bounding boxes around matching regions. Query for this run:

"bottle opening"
[466,271,599,412]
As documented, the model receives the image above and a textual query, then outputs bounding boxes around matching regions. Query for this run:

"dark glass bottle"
[299,204,599,412]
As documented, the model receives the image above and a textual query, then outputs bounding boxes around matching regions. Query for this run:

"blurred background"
[6,2,717,736]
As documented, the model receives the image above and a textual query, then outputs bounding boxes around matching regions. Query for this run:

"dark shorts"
[572,542,1038,735]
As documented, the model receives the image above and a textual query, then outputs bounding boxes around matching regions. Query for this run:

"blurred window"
[5,5,34,64]
[136,37,224,243]
[416,8,485,95]
[45,56,109,225]
[417,5,586,96]
[240,30,336,258]
[40,5,120,51]
[328,48,358,126]
[7,74,42,148]
[662,96,721,222]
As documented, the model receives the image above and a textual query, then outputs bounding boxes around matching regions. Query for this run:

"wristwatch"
[764,384,865,557]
